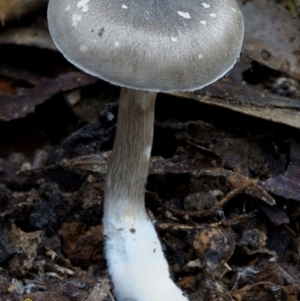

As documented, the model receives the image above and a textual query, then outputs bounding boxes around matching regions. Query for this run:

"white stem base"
[104,214,189,301]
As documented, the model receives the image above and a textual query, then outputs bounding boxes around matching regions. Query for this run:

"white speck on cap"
[48,0,244,92]
[177,11,191,19]
[65,5,71,11]
[77,0,90,12]
[121,4,128,9]
[201,3,210,8]
[80,44,88,51]
[71,13,82,26]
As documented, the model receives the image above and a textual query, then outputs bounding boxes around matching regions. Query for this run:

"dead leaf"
[172,79,300,130]
[261,162,300,201]
[0,71,97,121]
[0,0,48,24]
[239,0,300,81]
[3,222,43,275]
[58,223,103,262]
[0,27,55,50]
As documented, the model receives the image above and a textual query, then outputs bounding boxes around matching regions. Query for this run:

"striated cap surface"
[48,0,244,92]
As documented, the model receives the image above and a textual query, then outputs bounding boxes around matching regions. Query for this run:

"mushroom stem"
[103,88,189,301]
[104,87,156,219]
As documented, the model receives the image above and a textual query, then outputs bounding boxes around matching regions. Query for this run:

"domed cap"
[48,0,244,92]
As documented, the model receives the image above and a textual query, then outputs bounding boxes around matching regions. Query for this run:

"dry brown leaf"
[0,0,47,24]
[239,0,300,81]
[0,71,97,121]
[3,222,43,275]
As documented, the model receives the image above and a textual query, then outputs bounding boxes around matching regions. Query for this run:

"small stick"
[211,281,300,301]
[108,290,116,301]
[156,211,257,232]
[148,181,254,218]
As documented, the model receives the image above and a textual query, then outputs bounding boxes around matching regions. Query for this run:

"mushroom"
[47,1,244,300]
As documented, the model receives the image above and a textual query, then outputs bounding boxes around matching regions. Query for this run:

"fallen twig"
[148,181,255,218]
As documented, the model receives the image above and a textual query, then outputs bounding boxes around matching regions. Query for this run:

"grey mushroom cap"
[48,0,244,92]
